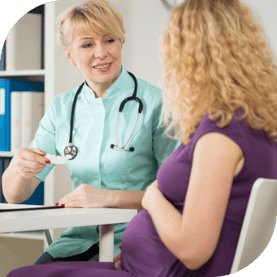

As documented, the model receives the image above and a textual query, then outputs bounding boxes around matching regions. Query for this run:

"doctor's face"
[66,27,122,94]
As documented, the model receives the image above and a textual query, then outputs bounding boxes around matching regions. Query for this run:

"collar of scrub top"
[82,66,128,100]
[64,68,143,160]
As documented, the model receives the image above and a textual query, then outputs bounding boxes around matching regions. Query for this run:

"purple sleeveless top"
[121,113,277,276]
[7,114,277,277]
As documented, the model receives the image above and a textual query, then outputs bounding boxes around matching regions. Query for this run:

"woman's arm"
[2,148,49,203]
[142,132,244,270]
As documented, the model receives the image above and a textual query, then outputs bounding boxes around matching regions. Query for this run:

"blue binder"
[0,158,4,202]
[22,182,44,205]
[0,157,44,205]
[0,79,44,151]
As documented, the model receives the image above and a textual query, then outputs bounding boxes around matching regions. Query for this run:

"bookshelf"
[0,70,45,80]
[0,0,80,274]
[0,6,48,273]
[0,152,13,157]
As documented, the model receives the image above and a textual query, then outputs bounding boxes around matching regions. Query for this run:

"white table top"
[0,203,137,233]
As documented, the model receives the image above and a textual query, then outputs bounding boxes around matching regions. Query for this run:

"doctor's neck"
[86,70,121,98]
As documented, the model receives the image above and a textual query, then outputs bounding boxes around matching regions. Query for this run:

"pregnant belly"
[120,209,181,276]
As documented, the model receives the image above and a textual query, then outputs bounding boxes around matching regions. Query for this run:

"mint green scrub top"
[29,67,180,259]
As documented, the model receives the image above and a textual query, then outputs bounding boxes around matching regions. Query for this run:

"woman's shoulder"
[191,111,271,155]
[51,86,79,107]
[195,112,248,138]
[137,77,161,92]
[123,68,161,99]
[135,77,162,105]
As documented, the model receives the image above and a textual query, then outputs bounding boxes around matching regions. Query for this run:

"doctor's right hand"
[14,148,51,179]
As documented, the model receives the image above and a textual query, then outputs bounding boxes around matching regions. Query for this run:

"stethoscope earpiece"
[64,72,141,159]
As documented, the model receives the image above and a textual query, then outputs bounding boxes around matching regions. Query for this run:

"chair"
[230,178,277,274]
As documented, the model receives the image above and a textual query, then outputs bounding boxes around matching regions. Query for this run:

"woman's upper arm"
[178,132,244,269]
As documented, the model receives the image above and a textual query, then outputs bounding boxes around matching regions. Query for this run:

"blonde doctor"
[2,0,179,264]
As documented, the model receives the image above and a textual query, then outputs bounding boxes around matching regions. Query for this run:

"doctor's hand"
[57,184,109,208]
[142,180,164,212]
[14,148,51,179]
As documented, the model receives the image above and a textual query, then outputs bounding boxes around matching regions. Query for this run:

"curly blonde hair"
[160,0,277,144]
[57,0,125,50]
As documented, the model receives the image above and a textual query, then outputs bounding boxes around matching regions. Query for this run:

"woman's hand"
[14,148,50,179]
[57,184,109,208]
[114,243,122,270]
[142,180,165,212]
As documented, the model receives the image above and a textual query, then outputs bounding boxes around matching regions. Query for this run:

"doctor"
[2,0,179,264]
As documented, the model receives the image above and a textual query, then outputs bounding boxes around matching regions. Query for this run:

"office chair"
[230,178,277,274]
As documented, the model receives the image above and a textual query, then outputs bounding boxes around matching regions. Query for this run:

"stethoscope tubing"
[65,72,143,160]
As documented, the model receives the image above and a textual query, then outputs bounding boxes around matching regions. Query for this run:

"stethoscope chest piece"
[64,144,78,160]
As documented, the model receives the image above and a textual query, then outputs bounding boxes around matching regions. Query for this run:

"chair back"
[230,178,277,274]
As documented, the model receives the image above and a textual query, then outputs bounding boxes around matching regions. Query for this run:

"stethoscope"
[64,72,143,160]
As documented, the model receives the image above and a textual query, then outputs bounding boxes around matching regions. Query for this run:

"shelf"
[0,70,45,77]
[0,152,13,157]
[0,230,46,241]
[0,70,45,82]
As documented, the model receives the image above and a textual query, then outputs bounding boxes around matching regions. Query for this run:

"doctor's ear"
[64,48,76,66]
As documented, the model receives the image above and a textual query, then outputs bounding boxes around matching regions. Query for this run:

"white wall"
[1,0,276,87]
[115,0,171,87]
[50,0,171,93]
[242,0,277,57]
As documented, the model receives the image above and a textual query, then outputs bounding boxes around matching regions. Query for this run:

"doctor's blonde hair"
[160,0,277,144]
[57,0,125,50]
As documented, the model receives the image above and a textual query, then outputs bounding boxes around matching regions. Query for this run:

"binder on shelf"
[0,80,11,151]
[11,92,22,152]
[0,79,44,151]
[21,91,44,148]
[22,182,44,205]
[2,157,12,203]
[0,158,4,203]
[6,13,42,71]
[0,41,6,71]
[0,157,44,205]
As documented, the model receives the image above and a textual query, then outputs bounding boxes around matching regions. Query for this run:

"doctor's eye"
[105,38,115,44]
[81,43,93,48]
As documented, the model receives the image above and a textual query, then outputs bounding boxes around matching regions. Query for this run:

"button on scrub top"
[29,66,180,258]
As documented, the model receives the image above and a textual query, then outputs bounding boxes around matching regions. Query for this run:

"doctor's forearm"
[2,158,35,203]
[108,190,145,211]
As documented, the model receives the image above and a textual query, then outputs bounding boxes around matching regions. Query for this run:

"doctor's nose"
[94,45,108,59]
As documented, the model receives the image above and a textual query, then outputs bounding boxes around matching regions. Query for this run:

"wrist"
[102,189,117,208]
[145,191,165,214]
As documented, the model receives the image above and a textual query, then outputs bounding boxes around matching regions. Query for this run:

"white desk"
[0,203,137,262]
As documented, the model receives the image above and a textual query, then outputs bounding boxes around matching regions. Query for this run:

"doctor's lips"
[45,160,51,164]
[93,62,112,69]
